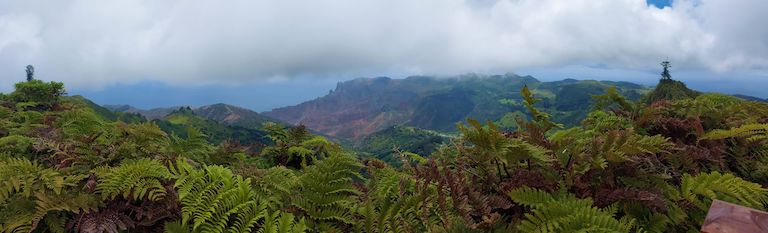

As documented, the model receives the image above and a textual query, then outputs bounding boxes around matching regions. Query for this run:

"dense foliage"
[354,126,449,167]
[2,78,768,233]
[153,107,270,145]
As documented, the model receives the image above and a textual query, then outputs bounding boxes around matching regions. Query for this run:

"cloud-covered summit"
[0,0,766,90]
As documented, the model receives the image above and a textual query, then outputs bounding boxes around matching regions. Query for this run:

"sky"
[1,0,767,111]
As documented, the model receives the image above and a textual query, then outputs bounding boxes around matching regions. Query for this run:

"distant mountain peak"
[103,104,139,113]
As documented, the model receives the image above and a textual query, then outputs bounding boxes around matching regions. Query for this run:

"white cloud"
[0,0,766,90]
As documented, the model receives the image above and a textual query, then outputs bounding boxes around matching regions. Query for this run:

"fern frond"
[0,157,84,203]
[170,159,296,232]
[2,192,99,233]
[251,166,298,210]
[680,171,768,210]
[701,123,768,140]
[507,186,558,209]
[95,158,170,201]
[257,211,307,233]
[292,153,363,229]
[500,139,553,166]
[508,186,633,233]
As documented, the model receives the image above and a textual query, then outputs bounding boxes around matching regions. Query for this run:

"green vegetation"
[645,61,699,104]
[264,74,651,139]
[644,79,699,104]
[65,95,146,123]
[2,76,768,233]
[8,80,65,109]
[354,126,449,166]
[152,107,270,145]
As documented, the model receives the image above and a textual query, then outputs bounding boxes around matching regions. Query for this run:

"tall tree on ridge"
[25,65,34,81]
[660,60,671,80]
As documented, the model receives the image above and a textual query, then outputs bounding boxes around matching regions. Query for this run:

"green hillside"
[195,103,281,129]
[65,95,146,123]
[645,78,699,104]
[265,74,651,140]
[105,103,283,145]
[354,126,451,166]
[152,107,271,145]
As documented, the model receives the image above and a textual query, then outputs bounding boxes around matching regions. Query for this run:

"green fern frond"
[94,158,170,201]
[701,123,768,140]
[163,220,197,233]
[357,166,445,233]
[680,171,768,210]
[257,211,307,233]
[500,139,553,166]
[0,135,35,155]
[0,156,92,233]
[508,186,633,233]
[56,108,107,139]
[582,111,633,132]
[2,192,99,233]
[458,119,552,169]
[0,157,84,203]
[167,127,213,162]
[251,166,298,210]
[507,186,559,209]
[293,153,363,229]
[170,159,300,233]
[521,85,564,132]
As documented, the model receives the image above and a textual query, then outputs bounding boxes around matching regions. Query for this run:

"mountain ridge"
[105,103,281,129]
[103,104,180,120]
[263,74,651,140]
[101,75,767,142]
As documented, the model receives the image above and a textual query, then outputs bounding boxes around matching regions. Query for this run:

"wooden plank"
[700,200,768,233]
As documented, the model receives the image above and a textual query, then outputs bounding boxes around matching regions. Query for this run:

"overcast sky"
[1,0,767,110]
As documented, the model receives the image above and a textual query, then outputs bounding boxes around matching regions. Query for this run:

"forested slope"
[264,74,650,140]
[2,79,768,232]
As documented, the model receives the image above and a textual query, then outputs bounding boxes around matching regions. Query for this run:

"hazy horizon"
[2,0,767,111]
[71,69,768,112]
